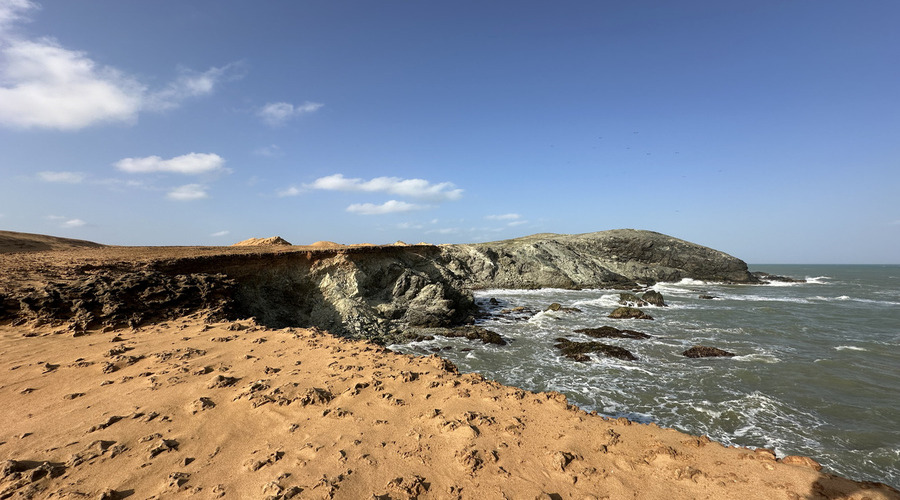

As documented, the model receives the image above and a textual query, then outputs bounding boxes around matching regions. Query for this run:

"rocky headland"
[0,229,758,344]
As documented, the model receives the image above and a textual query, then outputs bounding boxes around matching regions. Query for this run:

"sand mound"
[0,230,104,254]
[231,236,292,247]
[308,241,345,249]
[391,241,409,246]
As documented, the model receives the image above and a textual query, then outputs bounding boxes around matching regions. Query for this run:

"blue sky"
[1,1,898,263]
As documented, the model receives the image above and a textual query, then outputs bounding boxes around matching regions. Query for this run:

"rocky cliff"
[439,229,756,289]
[0,229,755,344]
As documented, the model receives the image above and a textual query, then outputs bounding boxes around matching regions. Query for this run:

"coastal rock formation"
[683,346,736,358]
[1,229,753,344]
[440,229,756,289]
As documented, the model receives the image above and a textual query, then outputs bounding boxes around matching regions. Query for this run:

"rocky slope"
[440,229,756,289]
[1,229,755,344]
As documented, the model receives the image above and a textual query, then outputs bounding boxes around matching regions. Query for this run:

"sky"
[1,1,898,264]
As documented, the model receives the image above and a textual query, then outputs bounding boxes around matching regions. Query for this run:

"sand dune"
[0,230,104,254]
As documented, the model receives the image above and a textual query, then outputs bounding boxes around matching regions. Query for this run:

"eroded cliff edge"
[0,229,756,344]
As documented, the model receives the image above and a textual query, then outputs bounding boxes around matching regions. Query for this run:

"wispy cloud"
[309,174,463,202]
[145,63,243,112]
[167,184,208,201]
[115,153,225,175]
[426,227,460,235]
[0,2,239,130]
[258,101,323,127]
[210,230,230,237]
[61,218,86,228]
[254,144,283,157]
[38,171,85,183]
[276,185,302,197]
[346,200,426,215]
[485,213,521,221]
[507,220,528,227]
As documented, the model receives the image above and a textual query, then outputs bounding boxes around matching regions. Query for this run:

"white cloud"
[0,3,238,130]
[38,171,84,183]
[308,174,463,202]
[277,185,302,197]
[167,184,208,201]
[210,230,230,237]
[507,220,528,227]
[258,101,323,127]
[115,153,225,175]
[61,218,85,228]
[346,200,426,215]
[0,0,36,29]
[485,213,521,221]
[0,38,144,129]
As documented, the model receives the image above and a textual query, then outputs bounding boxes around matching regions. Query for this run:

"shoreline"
[1,316,897,499]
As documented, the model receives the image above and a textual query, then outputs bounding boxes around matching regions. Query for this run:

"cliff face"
[0,229,754,343]
[439,229,756,289]
[150,246,476,344]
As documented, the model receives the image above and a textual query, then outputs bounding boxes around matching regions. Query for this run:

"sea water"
[391,265,900,489]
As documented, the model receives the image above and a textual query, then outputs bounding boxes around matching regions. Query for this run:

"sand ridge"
[1,317,897,499]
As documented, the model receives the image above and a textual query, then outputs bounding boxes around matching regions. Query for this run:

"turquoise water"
[392,265,900,488]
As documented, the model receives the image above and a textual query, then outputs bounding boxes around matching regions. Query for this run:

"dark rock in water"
[751,272,806,284]
[608,307,654,320]
[574,326,651,340]
[554,338,637,361]
[683,346,736,358]
[546,303,582,313]
[405,326,506,345]
[641,290,667,307]
[617,293,648,307]
[489,297,500,305]
[698,294,717,300]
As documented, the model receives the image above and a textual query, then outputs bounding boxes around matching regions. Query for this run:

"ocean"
[391,265,900,489]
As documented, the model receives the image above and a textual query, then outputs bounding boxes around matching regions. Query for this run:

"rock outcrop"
[439,229,756,289]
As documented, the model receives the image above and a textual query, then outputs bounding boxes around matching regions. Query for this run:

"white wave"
[570,294,622,308]
[834,345,868,352]
[761,280,804,287]
[734,353,782,363]
[805,276,831,284]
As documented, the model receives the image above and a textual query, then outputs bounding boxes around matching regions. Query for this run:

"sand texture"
[1,317,898,499]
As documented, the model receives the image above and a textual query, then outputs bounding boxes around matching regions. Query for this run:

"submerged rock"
[546,303,582,313]
[617,293,648,307]
[608,307,654,320]
[405,326,506,345]
[574,326,651,340]
[554,338,637,361]
[682,346,735,358]
[641,290,667,307]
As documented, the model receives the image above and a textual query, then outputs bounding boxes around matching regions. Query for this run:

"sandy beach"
[2,315,898,499]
